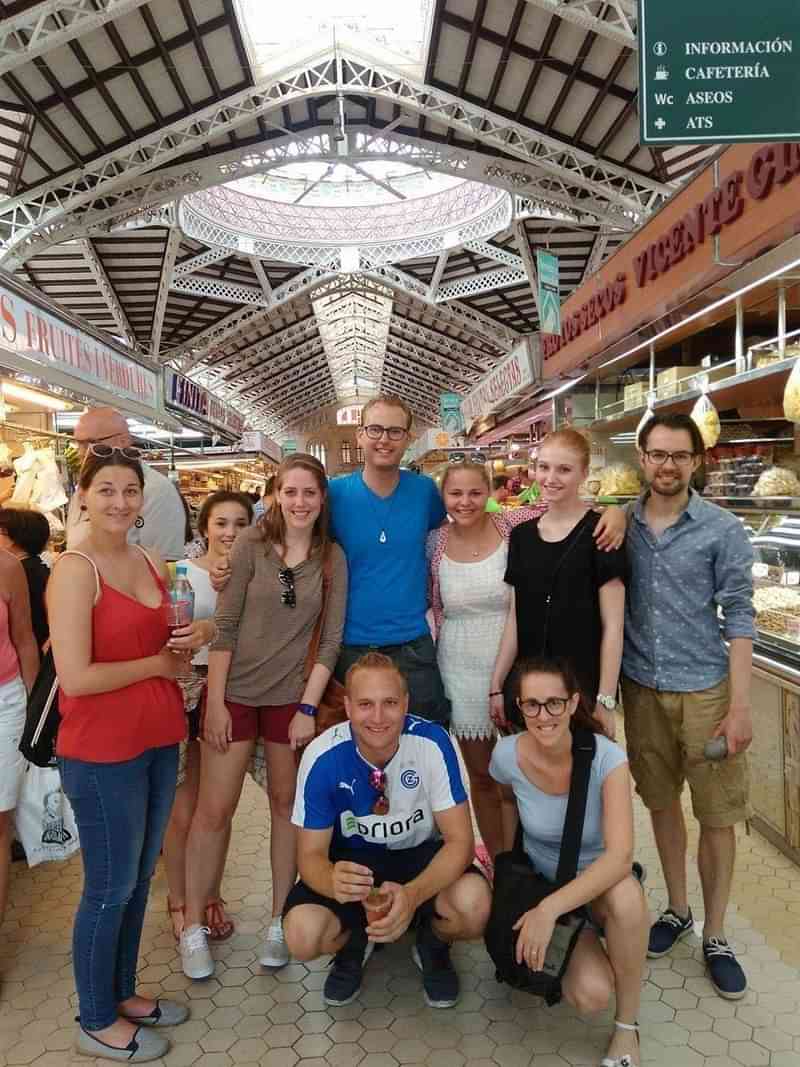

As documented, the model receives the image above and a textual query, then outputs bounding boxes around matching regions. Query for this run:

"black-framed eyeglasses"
[516,696,570,718]
[278,566,296,608]
[642,449,696,467]
[362,424,408,442]
[86,444,142,460]
[369,768,390,815]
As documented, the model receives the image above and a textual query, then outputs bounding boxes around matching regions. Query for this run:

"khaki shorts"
[621,675,750,828]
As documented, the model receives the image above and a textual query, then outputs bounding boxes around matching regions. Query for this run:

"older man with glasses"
[67,406,186,560]
[621,412,755,1002]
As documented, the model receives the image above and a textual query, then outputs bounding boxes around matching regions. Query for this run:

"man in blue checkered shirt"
[622,412,754,1001]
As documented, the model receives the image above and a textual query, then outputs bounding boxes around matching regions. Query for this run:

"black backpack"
[19,648,60,767]
[484,728,596,1004]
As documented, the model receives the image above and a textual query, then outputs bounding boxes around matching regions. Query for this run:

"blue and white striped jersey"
[292,716,467,853]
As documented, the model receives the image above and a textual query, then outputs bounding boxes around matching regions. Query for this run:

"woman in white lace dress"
[428,463,544,864]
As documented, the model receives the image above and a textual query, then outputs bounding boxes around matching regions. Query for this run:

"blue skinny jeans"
[59,744,178,1031]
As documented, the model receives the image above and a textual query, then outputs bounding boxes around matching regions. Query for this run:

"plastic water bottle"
[168,564,195,633]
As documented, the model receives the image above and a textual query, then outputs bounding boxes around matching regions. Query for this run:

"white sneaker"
[259,917,290,968]
[180,924,214,980]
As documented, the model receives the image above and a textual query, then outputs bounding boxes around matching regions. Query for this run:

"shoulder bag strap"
[304,546,333,680]
[539,512,592,653]
[554,728,597,887]
[58,550,101,605]
[30,649,59,750]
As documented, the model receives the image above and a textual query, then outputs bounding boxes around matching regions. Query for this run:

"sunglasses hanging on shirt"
[278,566,296,608]
[369,768,390,815]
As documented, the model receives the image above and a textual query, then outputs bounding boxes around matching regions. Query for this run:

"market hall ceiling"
[0,0,717,433]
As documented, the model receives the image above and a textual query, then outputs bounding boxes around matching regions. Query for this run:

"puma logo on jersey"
[338,779,357,796]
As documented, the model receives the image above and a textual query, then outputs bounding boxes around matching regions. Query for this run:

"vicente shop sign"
[461,336,539,425]
[542,141,800,360]
[0,280,157,408]
[164,369,245,437]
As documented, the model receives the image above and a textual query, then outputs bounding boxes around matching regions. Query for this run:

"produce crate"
[657,364,730,398]
[623,382,648,411]
[657,366,701,398]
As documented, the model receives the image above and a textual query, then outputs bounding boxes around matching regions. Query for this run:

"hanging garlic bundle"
[783,355,800,421]
[690,391,721,449]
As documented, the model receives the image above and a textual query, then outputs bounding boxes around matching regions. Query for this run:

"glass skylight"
[313,284,392,401]
[234,160,461,208]
[238,0,433,74]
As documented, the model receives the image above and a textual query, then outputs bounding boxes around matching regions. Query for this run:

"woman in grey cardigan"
[179,454,347,982]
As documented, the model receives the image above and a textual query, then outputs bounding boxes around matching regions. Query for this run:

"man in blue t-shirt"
[283,653,490,1009]
[328,395,450,723]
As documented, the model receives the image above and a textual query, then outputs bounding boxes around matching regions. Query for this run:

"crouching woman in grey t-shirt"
[490,657,648,1067]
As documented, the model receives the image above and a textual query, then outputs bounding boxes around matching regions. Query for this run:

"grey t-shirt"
[490,733,627,882]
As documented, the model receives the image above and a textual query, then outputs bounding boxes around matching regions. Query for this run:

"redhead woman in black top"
[490,429,626,738]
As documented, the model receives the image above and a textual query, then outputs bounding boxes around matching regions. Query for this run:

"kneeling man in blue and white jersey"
[284,651,491,1009]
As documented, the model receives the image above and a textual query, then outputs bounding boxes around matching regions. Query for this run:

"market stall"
[147,438,280,522]
[0,271,188,548]
[493,142,800,866]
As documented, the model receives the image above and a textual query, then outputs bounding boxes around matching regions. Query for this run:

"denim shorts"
[336,634,450,725]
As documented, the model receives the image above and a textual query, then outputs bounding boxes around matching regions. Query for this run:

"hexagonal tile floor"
[2,738,800,1067]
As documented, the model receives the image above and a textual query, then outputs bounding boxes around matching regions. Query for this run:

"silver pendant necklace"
[362,473,399,545]
[451,517,492,558]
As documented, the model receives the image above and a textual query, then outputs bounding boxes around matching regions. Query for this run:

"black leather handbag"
[19,647,60,767]
[484,727,596,1004]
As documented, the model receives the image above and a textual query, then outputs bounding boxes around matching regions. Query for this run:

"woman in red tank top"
[48,448,206,1063]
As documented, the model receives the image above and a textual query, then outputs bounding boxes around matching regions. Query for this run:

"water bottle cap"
[176,564,188,576]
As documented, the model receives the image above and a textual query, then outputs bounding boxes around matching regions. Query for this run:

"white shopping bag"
[14,763,79,867]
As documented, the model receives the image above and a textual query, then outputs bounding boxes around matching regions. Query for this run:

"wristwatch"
[596,693,617,711]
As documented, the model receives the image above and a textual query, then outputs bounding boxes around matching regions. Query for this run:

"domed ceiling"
[0,0,708,434]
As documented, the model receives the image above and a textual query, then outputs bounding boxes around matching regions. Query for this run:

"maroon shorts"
[223,701,299,745]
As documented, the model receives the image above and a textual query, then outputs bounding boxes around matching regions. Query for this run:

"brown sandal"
[205,898,235,942]
[167,898,185,941]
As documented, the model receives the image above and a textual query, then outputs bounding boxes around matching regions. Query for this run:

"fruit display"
[597,463,640,497]
[64,440,82,478]
[752,466,800,498]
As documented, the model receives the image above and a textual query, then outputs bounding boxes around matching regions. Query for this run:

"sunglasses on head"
[278,566,296,608]
[86,444,142,460]
[369,768,389,815]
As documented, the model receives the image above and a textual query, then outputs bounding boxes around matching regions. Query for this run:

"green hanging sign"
[638,0,800,145]
[536,249,561,337]
[439,392,464,434]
